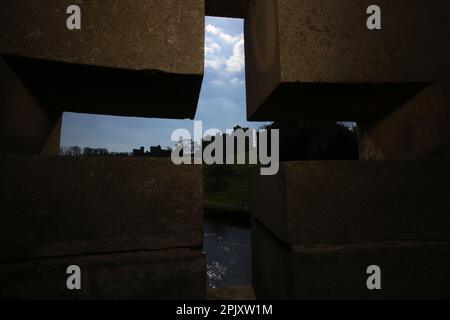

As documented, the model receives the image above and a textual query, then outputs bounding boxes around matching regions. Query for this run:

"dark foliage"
[262,121,359,161]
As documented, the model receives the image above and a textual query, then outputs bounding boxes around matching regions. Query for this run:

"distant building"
[202,126,254,163]
[175,139,195,157]
[133,147,145,157]
[132,145,171,158]
[150,145,171,158]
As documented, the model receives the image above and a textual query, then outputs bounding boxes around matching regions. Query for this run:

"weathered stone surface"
[207,286,255,300]
[0,249,205,300]
[249,161,450,245]
[0,0,204,119]
[253,220,450,300]
[245,0,450,121]
[358,82,450,160]
[206,0,249,18]
[0,57,61,155]
[0,156,203,262]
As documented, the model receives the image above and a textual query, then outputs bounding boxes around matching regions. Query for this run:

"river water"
[203,216,251,289]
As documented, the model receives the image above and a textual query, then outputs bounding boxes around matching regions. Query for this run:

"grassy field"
[203,163,250,214]
[204,189,248,211]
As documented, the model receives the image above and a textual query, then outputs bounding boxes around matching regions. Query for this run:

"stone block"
[206,0,249,18]
[252,220,450,300]
[358,82,450,160]
[249,161,450,245]
[0,156,203,262]
[0,249,205,299]
[0,57,62,155]
[0,0,204,119]
[245,0,450,121]
[40,116,62,156]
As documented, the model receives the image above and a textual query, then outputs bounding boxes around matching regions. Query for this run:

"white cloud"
[205,23,245,74]
[206,24,241,44]
[205,37,221,55]
[205,56,225,70]
[212,80,225,86]
[226,37,245,73]
[219,33,241,44]
[206,24,221,34]
[230,78,245,86]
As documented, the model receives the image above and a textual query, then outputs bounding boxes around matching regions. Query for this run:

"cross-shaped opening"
[58,15,358,299]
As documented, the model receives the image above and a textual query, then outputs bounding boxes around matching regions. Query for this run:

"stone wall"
[1,0,449,299]
[0,0,205,299]
[246,0,450,299]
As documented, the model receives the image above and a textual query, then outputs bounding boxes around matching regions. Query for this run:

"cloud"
[205,36,221,55]
[205,23,245,75]
[212,80,225,86]
[206,24,241,44]
[205,24,220,34]
[226,37,245,73]
[230,77,245,86]
[204,34,225,71]
[205,56,225,70]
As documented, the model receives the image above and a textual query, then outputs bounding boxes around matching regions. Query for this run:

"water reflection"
[204,216,251,289]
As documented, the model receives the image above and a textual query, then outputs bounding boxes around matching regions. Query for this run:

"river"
[203,215,251,289]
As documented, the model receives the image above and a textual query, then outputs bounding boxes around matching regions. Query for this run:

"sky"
[60,17,269,153]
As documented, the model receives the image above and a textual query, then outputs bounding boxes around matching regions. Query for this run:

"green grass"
[204,163,250,213]
[205,189,247,205]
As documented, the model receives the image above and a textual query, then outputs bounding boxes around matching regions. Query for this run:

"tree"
[262,121,359,161]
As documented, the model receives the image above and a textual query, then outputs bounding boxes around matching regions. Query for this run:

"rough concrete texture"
[245,0,450,121]
[0,0,203,74]
[0,0,204,119]
[0,249,205,300]
[0,57,61,155]
[358,82,450,160]
[206,0,249,18]
[0,156,203,262]
[253,220,450,300]
[207,286,255,300]
[249,161,450,245]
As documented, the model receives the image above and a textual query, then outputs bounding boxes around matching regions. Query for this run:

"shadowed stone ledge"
[0,156,203,262]
[0,249,205,300]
